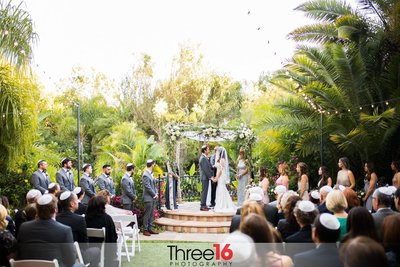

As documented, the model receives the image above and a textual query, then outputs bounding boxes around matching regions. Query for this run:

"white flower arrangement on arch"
[165,123,182,141]
[201,126,221,138]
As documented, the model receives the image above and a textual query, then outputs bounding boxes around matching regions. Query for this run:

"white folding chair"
[114,220,130,267]
[74,241,90,266]
[87,227,106,267]
[111,214,141,257]
[9,259,59,267]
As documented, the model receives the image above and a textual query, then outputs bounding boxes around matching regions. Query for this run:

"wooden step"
[155,217,231,233]
[163,209,235,222]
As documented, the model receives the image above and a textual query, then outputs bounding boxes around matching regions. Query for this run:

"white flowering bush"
[165,123,182,142]
[237,123,255,142]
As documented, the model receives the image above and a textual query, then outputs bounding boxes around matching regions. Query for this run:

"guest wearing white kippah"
[286,200,318,257]
[73,187,87,215]
[372,187,396,240]
[14,189,42,236]
[318,186,333,214]
[293,213,342,267]
[17,194,83,267]
[79,164,96,205]
[48,182,61,196]
[310,190,320,206]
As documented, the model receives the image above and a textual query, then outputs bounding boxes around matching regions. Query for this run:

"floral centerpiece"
[201,126,221,138]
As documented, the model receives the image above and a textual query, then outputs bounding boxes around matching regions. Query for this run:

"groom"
[199,145,213,211]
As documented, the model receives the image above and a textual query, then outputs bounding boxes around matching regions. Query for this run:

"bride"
[212,146,236,213]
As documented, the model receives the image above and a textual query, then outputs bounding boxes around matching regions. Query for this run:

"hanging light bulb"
[348,109,351,112]
[385,101,389,106]
[359,107,363,110]
[371,104,374,108]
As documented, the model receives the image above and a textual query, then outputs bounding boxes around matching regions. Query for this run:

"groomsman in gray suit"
[96,164,116,196]
[56,158,76,191]
[121,163,137,212]
[142,159,159,236]
[199,145,213,211]
[79,164,96,204]
[31,160,51,194]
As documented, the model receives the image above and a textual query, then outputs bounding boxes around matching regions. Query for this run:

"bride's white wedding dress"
[214,162,236,213]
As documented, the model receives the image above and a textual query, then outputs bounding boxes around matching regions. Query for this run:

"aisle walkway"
[140,231,229,242]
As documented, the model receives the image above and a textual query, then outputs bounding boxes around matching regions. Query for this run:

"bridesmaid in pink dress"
[259,167,270,204]
[276,162,290,189]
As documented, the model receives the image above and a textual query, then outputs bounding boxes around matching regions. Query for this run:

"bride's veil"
[218,147,230,184]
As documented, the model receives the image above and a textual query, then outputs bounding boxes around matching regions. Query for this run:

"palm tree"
[0,0,38,69]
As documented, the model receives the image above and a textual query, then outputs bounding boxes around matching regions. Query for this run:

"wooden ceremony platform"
[155,202,235,233]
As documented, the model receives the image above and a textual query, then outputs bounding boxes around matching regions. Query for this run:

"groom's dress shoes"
[200,207,210,211]
[143,231,151,236]
[149,230,159,234]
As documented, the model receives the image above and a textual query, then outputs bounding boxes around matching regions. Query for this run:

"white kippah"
[48,183,56,189]
[311,190,320,200]
[82,163,90,170]
[338,185,346,192]
[274,185,287,195]
[378,186,392,196]
[146,159,154,164]
[298,200,316,212]
[319,213,340,230]
[37,194,53,205]
[73,187,82,194]
[223,231,255,263]
[37,159,45,165]
[60,191,71,201]
[319,185,333,194]
[26,189,41,200]
[61,158,67,164]
[249,192,263,202]
[127,163,134,167]
[387,186,397,195]
[250,187,264,197]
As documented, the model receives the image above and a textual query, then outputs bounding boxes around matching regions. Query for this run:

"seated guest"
[0,196,15,236]
[236,187,278,226]
[0,204,17,267]
[372,187,396,240]
[57,191,100,267]
[48,182,61,196]
[277,190,298,221]
[223,231,257,266]
[17,194,80,267]
[286,200,318,257]
[85,196,118,267]
[240,213,293,267]
[277,195,302,241]
[230,199,264,233]
[309,190,320,206]
[342,188,360,211]
[326,189,348,239]
[382,214,400,267]
[269,185,288,207]
[318,186,333,214]
[14,189,41,237]
[395,187,400,212]
[97,189,132,215]
[340,236,388,267]
[341,207,377,243]
[294,213,342,267]
[73,187,87,215]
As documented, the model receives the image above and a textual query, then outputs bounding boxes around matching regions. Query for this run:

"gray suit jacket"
[79,173,96,204]
[17,219,76,267]
[199,154,212,181]
[96,173,116,195]
[372,208,396,240]
[31,170,51,194]
[142,170,157,203]
[121,173,136,204]
[56,168,76,191]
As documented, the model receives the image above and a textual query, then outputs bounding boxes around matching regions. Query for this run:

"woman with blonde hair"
[326,189,348,239]
[0,204,17,267]
[236,148,249,206]
[276,162,290,189]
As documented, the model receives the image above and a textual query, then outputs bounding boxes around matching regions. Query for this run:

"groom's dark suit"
[199,154,212,209]
[210,154,218,207]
